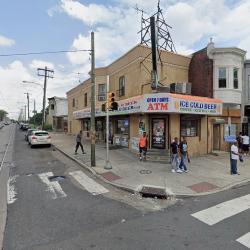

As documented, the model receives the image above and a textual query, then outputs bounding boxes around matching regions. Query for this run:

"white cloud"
[0,60,82,119]
[29,60,55,70]
[58,0,250,61]
[0,35,15,47]
[60,0,122,26]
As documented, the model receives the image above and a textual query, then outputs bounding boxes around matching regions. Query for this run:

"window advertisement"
[152,119,165,149]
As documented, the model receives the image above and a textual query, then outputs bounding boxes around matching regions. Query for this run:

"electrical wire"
[0,49,91,57]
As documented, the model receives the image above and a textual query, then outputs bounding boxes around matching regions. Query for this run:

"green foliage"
[30,112,43,125]
[0,110,8,121]
[43,124,52,131]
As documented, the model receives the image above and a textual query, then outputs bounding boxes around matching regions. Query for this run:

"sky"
[1,0,250,119]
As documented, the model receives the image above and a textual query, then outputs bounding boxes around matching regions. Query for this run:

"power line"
[0,49,91,57]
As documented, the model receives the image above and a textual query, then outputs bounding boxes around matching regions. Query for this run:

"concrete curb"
[53,145,136,194]
[53,144,250,199]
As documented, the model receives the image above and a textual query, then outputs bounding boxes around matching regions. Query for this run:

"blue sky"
[1,0,250,118]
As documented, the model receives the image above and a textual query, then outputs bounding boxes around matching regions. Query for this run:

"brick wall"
[189,48,213,98]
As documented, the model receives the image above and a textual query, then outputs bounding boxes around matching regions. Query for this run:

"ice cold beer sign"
[176,100,220,114]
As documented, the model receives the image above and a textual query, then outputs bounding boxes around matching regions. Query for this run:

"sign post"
[105,75,112,170]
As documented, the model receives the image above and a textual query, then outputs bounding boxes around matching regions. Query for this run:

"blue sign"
[224,135,236,143]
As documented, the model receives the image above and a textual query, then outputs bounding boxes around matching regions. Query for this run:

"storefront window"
[117,119,129,134]
[181,116,199,137]
[83,120,90,131]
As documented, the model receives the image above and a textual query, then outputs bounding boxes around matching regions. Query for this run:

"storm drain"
[139,170,152,175]
[48,176,66,182]
[139,186,167,199]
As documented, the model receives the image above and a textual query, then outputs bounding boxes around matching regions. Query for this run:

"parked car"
[0,123,4,129]
[21,124,30,131]
[29,130,51,147]
[25,129,36,141]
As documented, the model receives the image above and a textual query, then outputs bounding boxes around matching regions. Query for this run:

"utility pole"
[24,105,27,122]
[33,99,36,125]
[37,66,54,130]
[90,32,96,167]
[105,75,112,169]
[24,92,30,121]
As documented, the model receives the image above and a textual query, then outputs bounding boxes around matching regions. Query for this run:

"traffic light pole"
[90,32,96,167]
[105,75,112,169]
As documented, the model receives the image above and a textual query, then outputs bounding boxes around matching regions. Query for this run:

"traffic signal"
[108,92,118,111]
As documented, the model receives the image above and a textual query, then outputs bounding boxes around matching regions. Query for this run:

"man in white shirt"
[242,134,249,155]
[231,140,239,175]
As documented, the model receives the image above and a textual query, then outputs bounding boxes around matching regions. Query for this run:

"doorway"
[151,118,166,149]
[213,124,220,150]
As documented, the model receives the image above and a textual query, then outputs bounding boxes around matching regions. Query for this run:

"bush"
[43,124,53,131]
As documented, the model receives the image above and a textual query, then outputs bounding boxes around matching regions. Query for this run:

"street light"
[22,80,43,89]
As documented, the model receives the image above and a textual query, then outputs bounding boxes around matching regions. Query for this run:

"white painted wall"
[212,52,244,104]
[55,99,68,116]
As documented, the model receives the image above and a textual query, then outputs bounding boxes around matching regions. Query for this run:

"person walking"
[237,132,243,153]
[170,137,182,173]
[242,133,249,156]
[139,131,148,161]
[75,130,86,155]
[179,137,190,173]
[231,140,240,175]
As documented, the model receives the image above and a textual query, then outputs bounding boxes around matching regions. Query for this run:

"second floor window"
[219,68,227,88]
[119,76,125,96]
[84,93,88,107]
[72,98,75,107]
[98,84,106,101]
[233,68,239,89]
[50,104,54,110]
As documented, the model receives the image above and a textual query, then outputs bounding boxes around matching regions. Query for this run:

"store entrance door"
[213,124,220,150]
[152,118,166,149]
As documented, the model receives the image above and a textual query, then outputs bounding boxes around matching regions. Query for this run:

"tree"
[0,110,8,121]
[30,112,43,125]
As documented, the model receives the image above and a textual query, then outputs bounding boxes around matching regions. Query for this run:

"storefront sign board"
[73,93,222,119]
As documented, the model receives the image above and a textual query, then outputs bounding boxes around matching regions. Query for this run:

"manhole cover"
[48,176,66,182]
[139,170,152,174]
[140,186,167,199]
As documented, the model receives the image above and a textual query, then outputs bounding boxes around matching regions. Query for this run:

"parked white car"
[29,130,51,147]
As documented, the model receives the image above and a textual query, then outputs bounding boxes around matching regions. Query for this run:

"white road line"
[69,171,109,195]
[237,232,250,248]
[191,194,250,226]
[38,172,67,200]
[7,175,18,204]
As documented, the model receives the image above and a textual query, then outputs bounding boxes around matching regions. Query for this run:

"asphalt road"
[2,126,250,250]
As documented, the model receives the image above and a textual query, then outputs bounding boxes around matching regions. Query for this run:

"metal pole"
[90,32,96,167]
[24,105,26,122]
[42,67,47,130]
[27,93,30,121]
[105,75,112,169]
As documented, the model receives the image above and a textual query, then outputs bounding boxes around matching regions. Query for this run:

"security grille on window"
[119,76,125,96]
[219,68,227,88]
[181,116,199,137]
[98,84,106,101]
[84,93,88,107]
[233,68,238,89]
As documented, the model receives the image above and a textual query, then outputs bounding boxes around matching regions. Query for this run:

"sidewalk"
[51,132,250,197]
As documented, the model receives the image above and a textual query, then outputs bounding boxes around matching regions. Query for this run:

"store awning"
[74,93,223,119]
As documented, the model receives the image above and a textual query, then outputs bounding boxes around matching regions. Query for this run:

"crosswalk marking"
[38,172,67,200]
[237,232,250,248]
[191,194,250,226]
[69,171,109,195]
